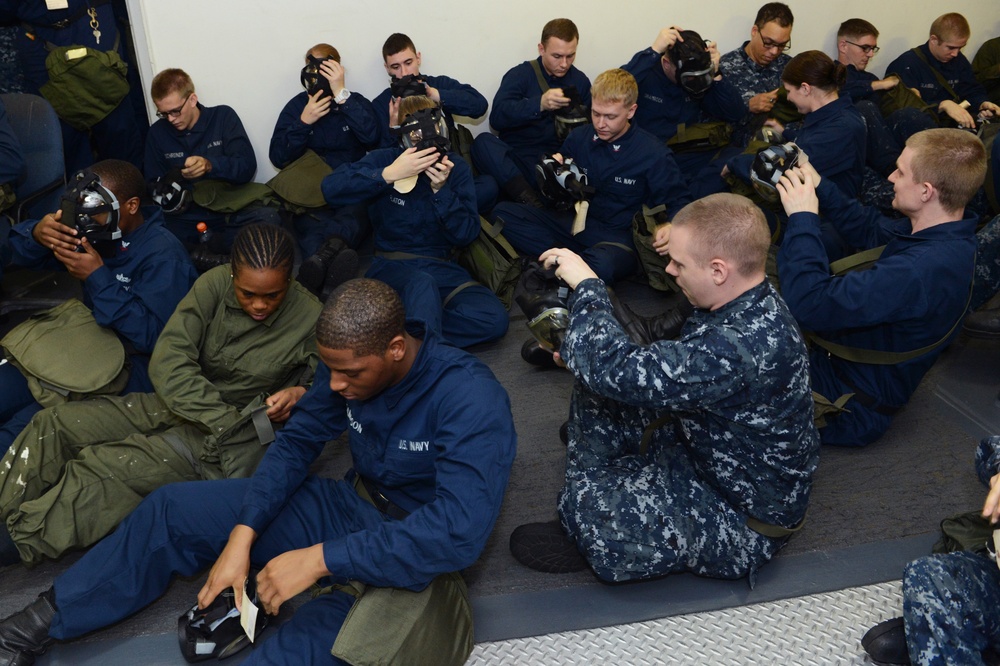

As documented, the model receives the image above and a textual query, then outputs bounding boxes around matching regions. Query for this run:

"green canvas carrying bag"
[876,77,937,121]
[631,204,678,293]
[328,573,474,666]
[266,149,333,210]
[455,216,522,309]
[0,298,129,407]
[666,121,733,154]
[39,37,129,131]
[191,180,276,214]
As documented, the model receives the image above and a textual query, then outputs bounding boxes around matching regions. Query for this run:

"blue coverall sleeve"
[650,149,693,219]
[703,78,750,123]
[143,126,170,181]
[430,75,488,119]
[321,149,396,206]
[321,377,515,589]
[813,177,891,248]
[777,209,925,331]
[205,108,257,184]
[237,363,346,531]
[339,93,381,149]
[489,65,545,132]
[7,219,57,268]
[268,97,311,169]
[620,48,658,81]
[430,157,479,247]
[83,255,197,353]
[563,279,757,411]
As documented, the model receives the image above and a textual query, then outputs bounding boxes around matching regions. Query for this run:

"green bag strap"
[442,281,479,309]
[592,240,636,256]
[529,59,550,94]
[638,413,673,456]
[481,217,519,259]
[911,47,962,103]
[746,511,807,538]
[828,244,886,274]
[375,250,448,263]
[806,248,975,365]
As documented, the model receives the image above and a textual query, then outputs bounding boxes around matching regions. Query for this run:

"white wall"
[124,0,1000,181]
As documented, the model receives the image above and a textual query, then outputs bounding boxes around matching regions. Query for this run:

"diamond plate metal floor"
[468,581,902,665]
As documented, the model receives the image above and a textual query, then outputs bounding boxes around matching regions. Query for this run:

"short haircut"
[396,94,436,126]
[306,43,341,62]
[837,18,879,40]
[541,18,579,45]
[90,159,146,204]
[671,193,770,277]
[150,68,194,102]
[930,13,970,41]
[782,51,847,92]
[906,128,986,212]
[382,33,416,61]
[754,2,794,29]
[316,278,406,357]
[230,223,295,278]
[591,68,638,107]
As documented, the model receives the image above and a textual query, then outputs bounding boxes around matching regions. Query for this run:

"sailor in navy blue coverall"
[492,69,691,286]
[0,161,197,454]
[18,280,516,666]
[776,130,983,446]
[322,114,508,348]
[372,37,496,213]
[621,28,745,198]
[471,27,592,200]
[145,73,278,250]
[269,50,380,256]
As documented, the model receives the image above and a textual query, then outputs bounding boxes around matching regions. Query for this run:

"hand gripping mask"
[59,169,122,258]
[300,54,336,98]
[554,84,590,141]
[515,260,571,353]
[669,30,714,99]
[150,167,191,214]
[534,154,595,211]
[750,142,800,203]
[389,73,427,99]
[393,106,451,156]
[177,575,268,662]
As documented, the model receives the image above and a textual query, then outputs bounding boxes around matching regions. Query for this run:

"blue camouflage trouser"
[557,383,783,584]
[903,551,1000,666]
[974,215,1000,312]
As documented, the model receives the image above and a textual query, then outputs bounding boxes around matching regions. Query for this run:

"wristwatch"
[334,88,351,105]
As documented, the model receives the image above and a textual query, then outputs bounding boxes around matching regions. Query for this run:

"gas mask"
[150,168,191,214]
[389,73,427,99]
[669,30,715,100]
[394,107,451,156]
[59,169,122,258]
[300,54,336,98]
[554,84,590,141]
[750,142,800,203]
[535,154,595,211]
[177,574,268,662]
[516,260,571,353]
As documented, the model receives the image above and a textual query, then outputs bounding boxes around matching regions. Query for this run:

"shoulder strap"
[911,47,962,102]
[828,244,885,274]
[529,59,550,94]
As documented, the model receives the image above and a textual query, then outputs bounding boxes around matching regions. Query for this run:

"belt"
[349,470,409,520]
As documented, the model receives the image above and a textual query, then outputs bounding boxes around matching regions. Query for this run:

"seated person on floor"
[145,68,281,261]
[0,96,22,215]
[372,32,496,213]
[0,160,197,456]
[887,13,1000,130]
[471,17,591,208]
[973,35,1000,105]
[322,95,508,348]
[269,43,380,299]
[0,223,321,567]
[834,18,936,180]
[860,435,1000,666]
[0,278,517,666]
[509,193,819,583]
[621,26,744,198]
[776,129,985,447]
[719,2,798,148]
[492,67,691,365]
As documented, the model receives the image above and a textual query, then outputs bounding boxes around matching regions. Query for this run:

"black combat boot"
[502,175,544,209]
[0,588,56,666]
[861,617,910,665]
[297,236,359,300]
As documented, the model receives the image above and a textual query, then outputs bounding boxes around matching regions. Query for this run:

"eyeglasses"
[844,40,880,55]
[755,29,791,52]
[155,94,191,120]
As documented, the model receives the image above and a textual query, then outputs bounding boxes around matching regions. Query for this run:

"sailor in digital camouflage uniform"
[511,193,819,584]
[899,436,1000,665]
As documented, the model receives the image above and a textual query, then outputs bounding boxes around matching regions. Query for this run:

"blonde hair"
[591,69,638,107]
